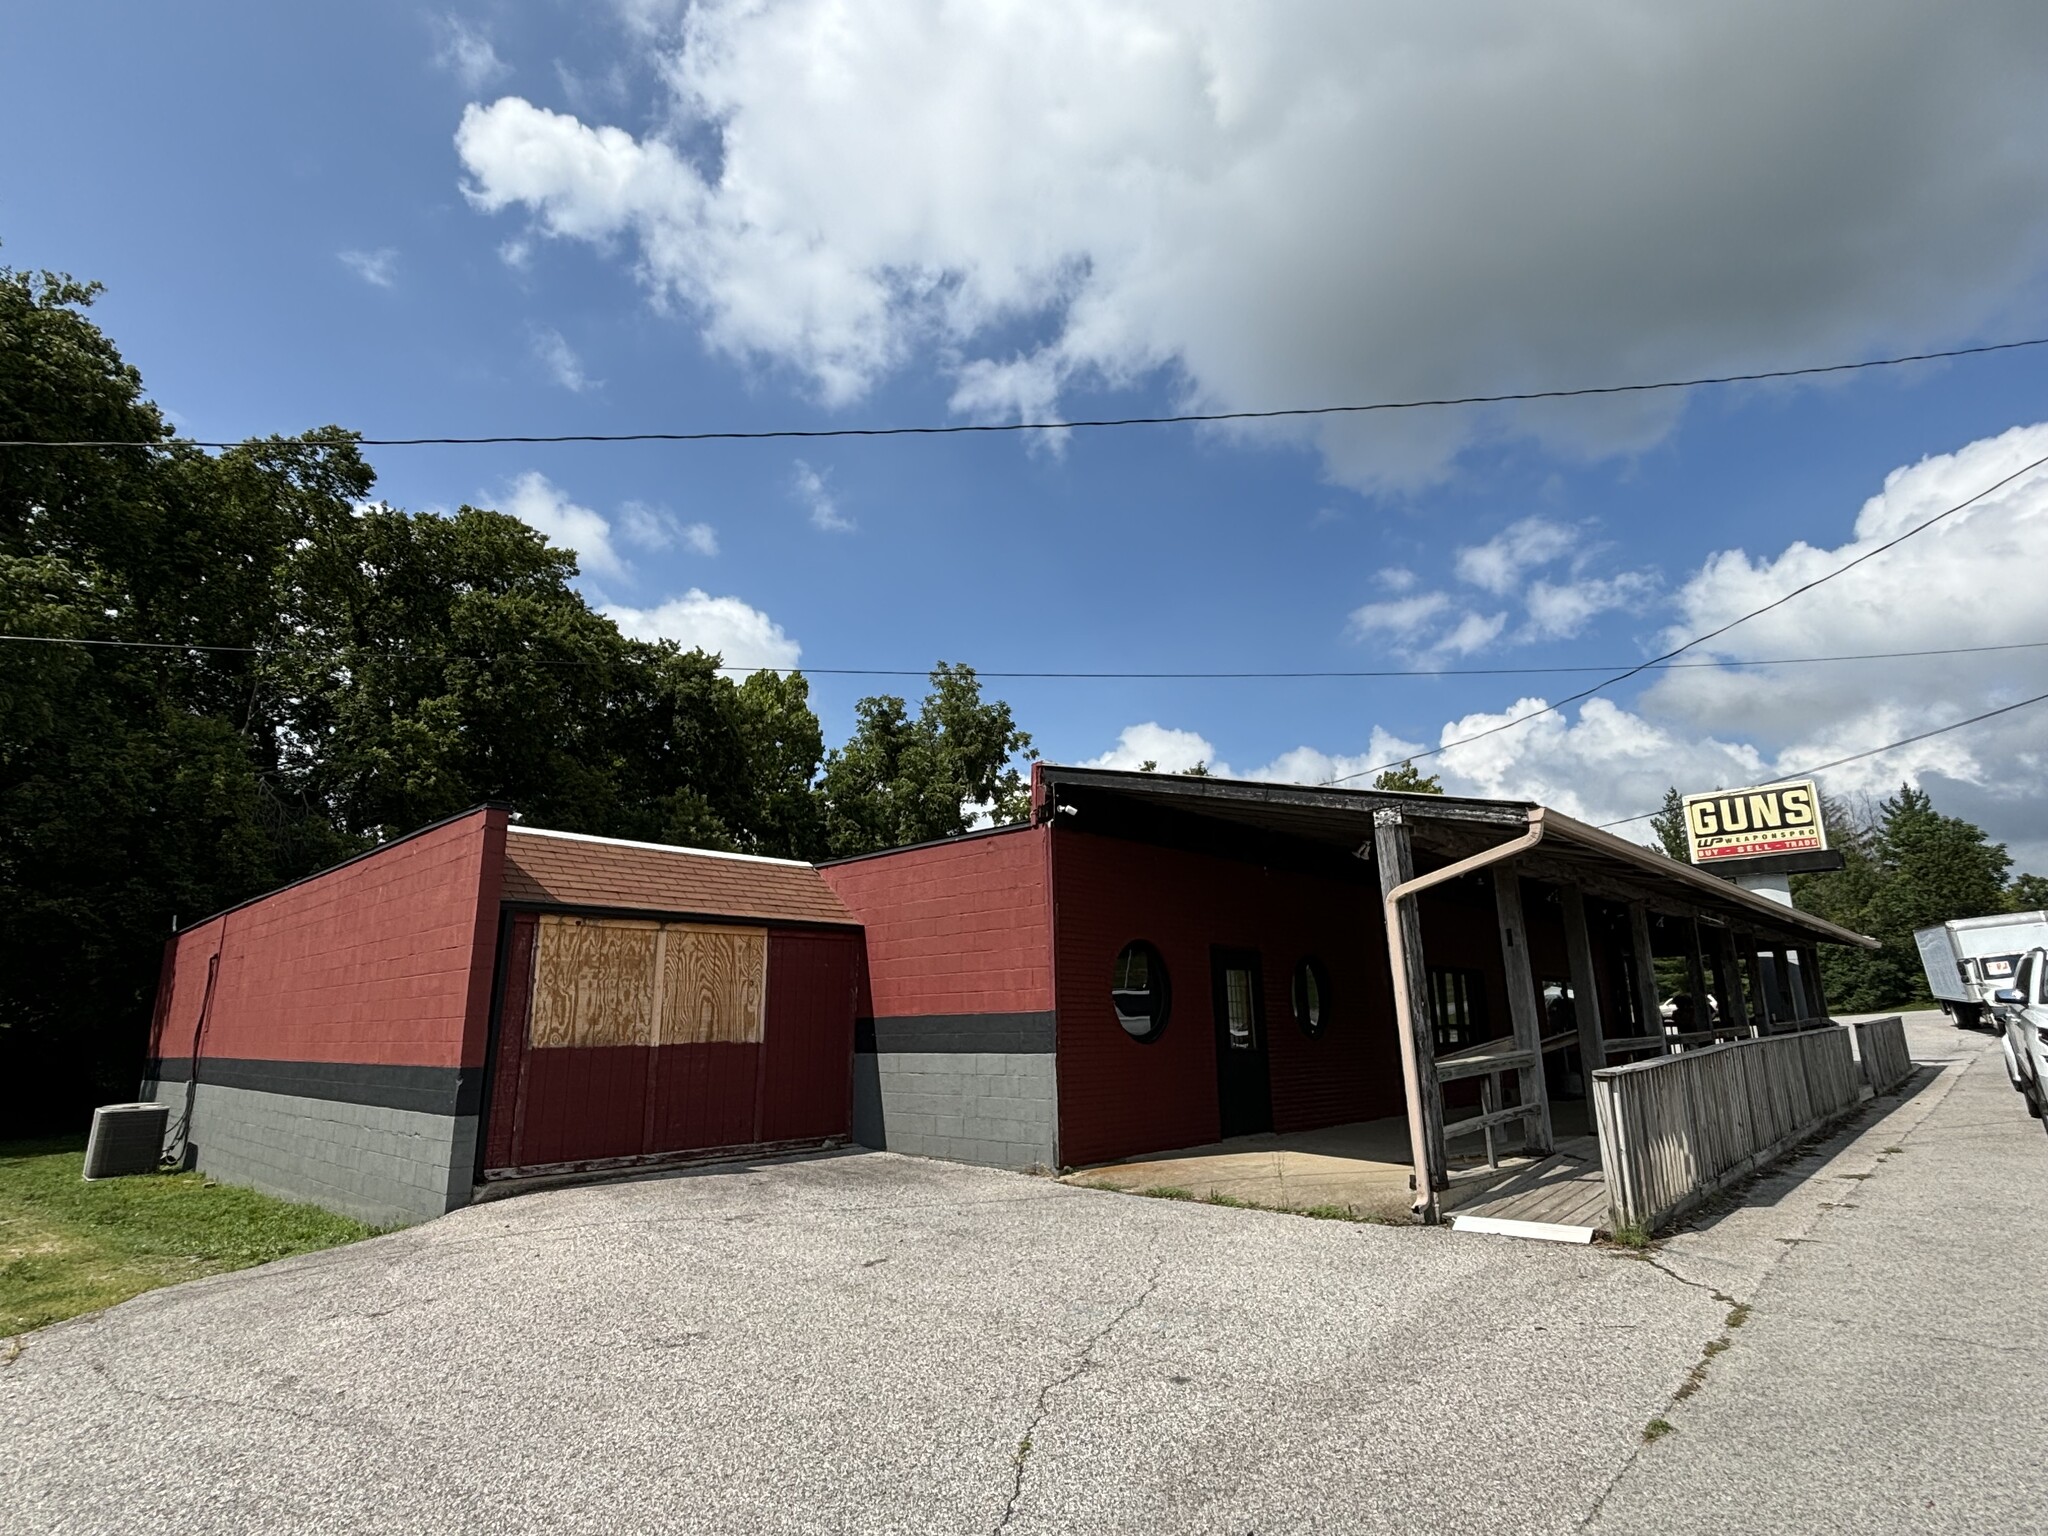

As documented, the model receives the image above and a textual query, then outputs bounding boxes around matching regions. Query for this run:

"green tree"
[2008,872,2048,913]
[1,268,351,1124]
[1648,786,1689,861]
[1791,795,1897,1010]
[1,256,1041,1125]
[819,663,1035,855]
[1373,761,1443,794]
[1795,786,2016,1010]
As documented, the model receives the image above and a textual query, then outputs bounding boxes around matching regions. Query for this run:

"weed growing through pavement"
[1642,1418,1674,1443]
[1118,1184,1400,1224]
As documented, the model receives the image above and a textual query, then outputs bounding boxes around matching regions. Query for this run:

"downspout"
[1381,807,1547,1218]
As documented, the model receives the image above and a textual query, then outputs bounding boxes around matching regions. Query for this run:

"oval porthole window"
[1292,957,1330,1038]
[1112,941,1171,1043]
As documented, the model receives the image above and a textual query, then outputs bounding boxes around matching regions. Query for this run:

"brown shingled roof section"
[501,829,857,926]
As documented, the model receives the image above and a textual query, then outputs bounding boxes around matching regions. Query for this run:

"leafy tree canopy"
[818,662,1035,856]
[0,261,1032,1125]
[1373,761,1444,795]
[1648,786,1689,860]
[1795,785,2027,1011]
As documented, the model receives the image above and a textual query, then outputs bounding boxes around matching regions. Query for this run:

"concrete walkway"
[1065,1100,1597,1221]
[1585,1011,2048,1532]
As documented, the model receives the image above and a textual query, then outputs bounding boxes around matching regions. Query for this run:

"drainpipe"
[1381,807,1547,1219]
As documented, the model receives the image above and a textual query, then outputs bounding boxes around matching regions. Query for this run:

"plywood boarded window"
[530,916,659,1048]
[528,915,764,1049]
[660,925,766,1044]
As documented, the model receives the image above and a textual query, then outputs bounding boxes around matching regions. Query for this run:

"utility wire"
[3,336,2044,450]
[1598,689,2048,830]
[4,631,2046,678]
[1323,448,2048,786]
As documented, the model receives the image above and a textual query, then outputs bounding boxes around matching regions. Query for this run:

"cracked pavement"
[6,1015,2042,1533]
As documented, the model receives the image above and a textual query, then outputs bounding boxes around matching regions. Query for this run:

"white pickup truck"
[1915,910,2048,1030]
[1990,948,2048,1134]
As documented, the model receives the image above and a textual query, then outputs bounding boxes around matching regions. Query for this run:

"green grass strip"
[2,1138,380,1336]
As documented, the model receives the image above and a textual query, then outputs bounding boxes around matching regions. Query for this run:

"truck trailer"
[1915,910,2048,1029]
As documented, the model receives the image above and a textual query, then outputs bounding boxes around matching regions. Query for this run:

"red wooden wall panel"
[760,928,860,1142]
[483,914,537,1169]
[481,921,856,1174]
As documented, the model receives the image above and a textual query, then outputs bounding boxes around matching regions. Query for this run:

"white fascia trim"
[507,824,816,870]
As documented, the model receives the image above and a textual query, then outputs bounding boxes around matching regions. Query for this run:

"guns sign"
[1682,780,1827,864]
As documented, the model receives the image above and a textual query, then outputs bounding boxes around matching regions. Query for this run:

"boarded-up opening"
[661,925,766,1044]
[483,913,855,1178]
[531,917,659,1048]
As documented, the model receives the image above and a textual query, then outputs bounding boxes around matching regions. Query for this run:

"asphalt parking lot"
[5,1014,2041,1535]
[6,1151,1714,1534]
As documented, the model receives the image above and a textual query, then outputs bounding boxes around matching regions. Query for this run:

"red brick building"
[147,766,1866,1224]
[148,809,859,1224]
[823,765,1869,1217]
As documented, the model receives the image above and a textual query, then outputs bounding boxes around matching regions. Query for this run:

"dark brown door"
[1212,948,1272,1138]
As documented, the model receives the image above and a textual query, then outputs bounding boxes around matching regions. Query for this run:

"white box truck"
[1916,911,2048,1029]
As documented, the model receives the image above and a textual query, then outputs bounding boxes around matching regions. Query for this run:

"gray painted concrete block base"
[145,1079,475,1227]
[852,1050,1057,1170]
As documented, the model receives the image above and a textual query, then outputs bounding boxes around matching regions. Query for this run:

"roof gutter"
[1382,806,1547,1220]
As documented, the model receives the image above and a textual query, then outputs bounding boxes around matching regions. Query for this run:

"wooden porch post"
[1746,942,1774,1032]
[1776,948,1809,1021]
[1560,886,1607,1074]
[1628,901,1664,1050]
[1710,926,1750,1036]
[1683,915,1710,1042]
[1799,944,1830,1020]
[1493,868,1554,1155]
[1375,812,1448,1197]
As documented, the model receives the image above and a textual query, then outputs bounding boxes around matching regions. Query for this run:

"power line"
[4,335,2045,451]
[4,631,2046,678]
[1323,448,2048,786]
[1599,689,2048,830]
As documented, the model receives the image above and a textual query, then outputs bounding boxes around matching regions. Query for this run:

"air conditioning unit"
[83,1102,171,1180]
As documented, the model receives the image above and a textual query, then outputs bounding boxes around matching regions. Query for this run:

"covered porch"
[1038,767,1875,1224]
[1067,1105,1603,1227]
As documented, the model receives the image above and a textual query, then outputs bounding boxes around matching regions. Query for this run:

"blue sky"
[6,2,2048,864]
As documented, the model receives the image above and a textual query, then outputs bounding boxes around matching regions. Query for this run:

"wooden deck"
[1442,1135,1611,1236]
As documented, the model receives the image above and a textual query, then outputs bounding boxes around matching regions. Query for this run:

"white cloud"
[1186,421,2048,868]
[1454,517,1580,595]
[338,248,398,288]
[500,470,626,581]
[1084,723,1229,777]
[604,590,801,672]
[532,326,597,392]
[792,460,854,532]
[1434,611,1509,656]
[679,521,718,556]
[434,16,509,93]
[452,3,2048,487]
[1375,566,1418,592]
[1348,591,1450,640]
[499,237,534,271]
[1523,570,1659,639]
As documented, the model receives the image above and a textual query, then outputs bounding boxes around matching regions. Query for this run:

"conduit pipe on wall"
[1381,807,1547,1219]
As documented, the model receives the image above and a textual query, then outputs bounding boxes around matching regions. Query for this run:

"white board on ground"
[1447,1214,1596,1244]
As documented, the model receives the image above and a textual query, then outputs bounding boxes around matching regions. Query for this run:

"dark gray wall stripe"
[144,1057,479,1116]
[856,1012,1056,1055]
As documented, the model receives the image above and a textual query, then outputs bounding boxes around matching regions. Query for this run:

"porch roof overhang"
[1033,765,1878,951]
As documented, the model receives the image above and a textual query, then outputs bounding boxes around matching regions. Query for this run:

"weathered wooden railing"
[1435,1030,1575,1169]
[1591,1023,1862,1233]
[1852,1014,1913,1095]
